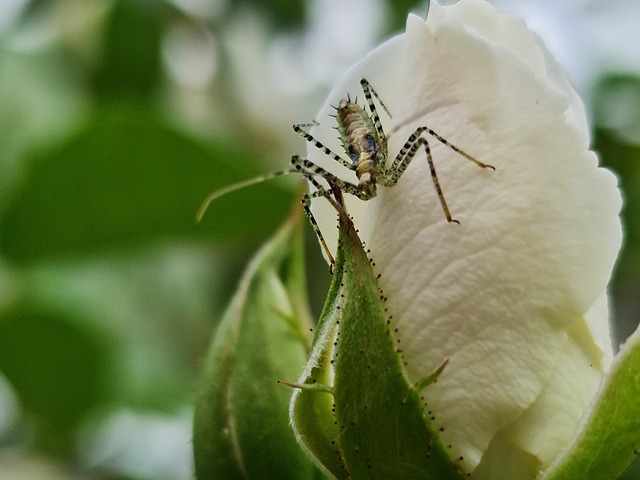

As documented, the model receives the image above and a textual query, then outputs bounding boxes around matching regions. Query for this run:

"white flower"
[308,0,622,477]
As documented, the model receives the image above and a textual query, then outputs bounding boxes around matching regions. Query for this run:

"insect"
[198,78,495,265]
[291,78,495,224]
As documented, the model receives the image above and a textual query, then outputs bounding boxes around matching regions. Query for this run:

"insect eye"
[348,143,360,162]
[364,133,375,151]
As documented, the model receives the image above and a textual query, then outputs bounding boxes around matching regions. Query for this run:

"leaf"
[0,306,109,451]
[91,0,166,101]
[193,207,319,480]
[0,107,293,263]
[291,209,464,479]
[539,326,640,480]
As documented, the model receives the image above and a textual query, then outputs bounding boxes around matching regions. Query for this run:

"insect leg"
[303,175,342,213]
[360,78,392,118]
[360,78,392,144]
[292,124,354,171]
[197,167,298,222]
[299,175,338,267]
[386,135,459,224]
[394,126,495,171]
[290,155,369,201]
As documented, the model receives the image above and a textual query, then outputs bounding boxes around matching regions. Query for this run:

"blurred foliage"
[243,0,307,29]
[0,107,291,262]
[0,307,109,455]
[91,0,166,101]
[0,0,637,479]
[0,0,306,477]
[593,73,640,345]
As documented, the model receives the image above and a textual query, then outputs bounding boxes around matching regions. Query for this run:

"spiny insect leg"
[360,78,392,117]
[398,126,495,171]
[360,78,392,142]
[300,175,337,268]
[304,174,342,213]
[290,155,368,200]
[294,121,320,129]
[197,167,298,222]
[387,136,459,224]
[292,124,354,171]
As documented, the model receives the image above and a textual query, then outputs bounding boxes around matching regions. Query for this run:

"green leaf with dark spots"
[291,211,463,479]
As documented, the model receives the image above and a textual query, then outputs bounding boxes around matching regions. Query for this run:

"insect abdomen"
[337,101,379,198]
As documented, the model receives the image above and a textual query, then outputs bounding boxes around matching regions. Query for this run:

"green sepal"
[193,208,320,480]
[539,326,640,480]
[290,212,465,479]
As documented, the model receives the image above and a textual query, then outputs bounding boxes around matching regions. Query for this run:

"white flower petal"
[444,0,589,133]
[500,315,606,467]
[472,433,539,480]
[308,0,621,474]
[583,290,614,368]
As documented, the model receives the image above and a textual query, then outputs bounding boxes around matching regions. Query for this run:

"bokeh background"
[0,0,638,479]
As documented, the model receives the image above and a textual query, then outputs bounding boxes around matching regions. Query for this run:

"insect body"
[338,98,380,198]
[198,78,494,266]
